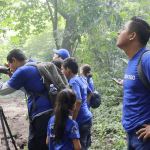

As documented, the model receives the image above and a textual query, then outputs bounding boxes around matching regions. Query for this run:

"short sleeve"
[7,68,27,90]
[69,121,80,139]
[87,85,92,94]
[88,78,94,92]
[72,82,82,100]
[142,53,150,83]
[47,116,54,136]
[47,120,51,136]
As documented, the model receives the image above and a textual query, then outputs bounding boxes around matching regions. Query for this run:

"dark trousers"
[28,112,53,150]
[127,126,150,150]
[79,118,92,150]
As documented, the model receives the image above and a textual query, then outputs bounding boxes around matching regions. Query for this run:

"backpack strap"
[138,50,150,92]
[25,87,49,112]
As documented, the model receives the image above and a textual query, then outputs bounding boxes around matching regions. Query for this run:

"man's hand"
[4,63,13,78]
[117,78,123,86]
[136,124,150,142]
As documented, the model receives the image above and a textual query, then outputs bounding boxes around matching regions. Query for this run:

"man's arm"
[0,81,16,95]
[87,91,92,103]
[72,99,82,121]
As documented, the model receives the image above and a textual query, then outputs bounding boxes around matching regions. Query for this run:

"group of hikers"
[0,16,150,150]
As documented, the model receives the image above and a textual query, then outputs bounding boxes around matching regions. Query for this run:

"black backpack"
[85,78,101,109]
[138,50,150,91]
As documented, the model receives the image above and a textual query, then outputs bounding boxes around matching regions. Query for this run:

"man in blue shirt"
[61,57,93,150]
[0,49,53,150]
[116,16,150,149]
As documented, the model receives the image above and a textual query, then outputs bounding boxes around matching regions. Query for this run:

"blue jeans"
[79,118,92,150]
[127,126,150,150]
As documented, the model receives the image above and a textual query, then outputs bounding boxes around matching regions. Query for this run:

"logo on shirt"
[82,85,87,89]
[49,123,54,129]
[124,74,135,80]
[71,126,78,134]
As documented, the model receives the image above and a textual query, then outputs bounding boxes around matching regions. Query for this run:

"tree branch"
[48,0,68,19]
[46,0,54,28]
[46,0,60,49]
[58,10,68,19]
[54,0,57,30]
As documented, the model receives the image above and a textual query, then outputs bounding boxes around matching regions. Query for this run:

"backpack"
[24,62,69,109]
[85,77,101,109]
[138,50,150,91]
[90,90,101,109]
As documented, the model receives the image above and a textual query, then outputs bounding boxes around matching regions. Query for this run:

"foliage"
[1,0,150,149]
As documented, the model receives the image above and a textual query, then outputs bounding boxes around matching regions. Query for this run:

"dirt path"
[0,96,29,150]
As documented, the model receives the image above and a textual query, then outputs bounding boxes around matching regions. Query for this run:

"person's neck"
[68,73,78,80]
[18,60,28,67]
[123,44,145,60]
[81,73,85,77]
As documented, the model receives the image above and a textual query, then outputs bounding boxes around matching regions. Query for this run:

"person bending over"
[0,49,53,150]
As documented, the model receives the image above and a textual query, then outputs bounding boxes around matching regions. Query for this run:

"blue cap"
[53,49,70,60]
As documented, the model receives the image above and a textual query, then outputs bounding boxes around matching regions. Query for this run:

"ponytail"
[53,89,76,145]
[81,64,93,78]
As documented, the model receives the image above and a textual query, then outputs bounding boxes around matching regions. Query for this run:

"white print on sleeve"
[124,74,135,80]
[49,123,54,129]
[49,123,55,137]
[50,133,55,137]
[71,126,78,134]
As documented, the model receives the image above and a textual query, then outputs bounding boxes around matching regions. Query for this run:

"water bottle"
[49,84,58,95]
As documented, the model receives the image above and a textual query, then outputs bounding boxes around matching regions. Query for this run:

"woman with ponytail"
[80,64,94,110]
[46,89,81,150]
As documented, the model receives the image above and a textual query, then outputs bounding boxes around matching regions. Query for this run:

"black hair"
[7,49,27,63]
[81,64,93,78]
[52,58,63,70]
[129,16,150,46]
[63,57,78,74]
[53,89,76,145]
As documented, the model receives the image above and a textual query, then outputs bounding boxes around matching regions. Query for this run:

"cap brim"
[53,49,59,53]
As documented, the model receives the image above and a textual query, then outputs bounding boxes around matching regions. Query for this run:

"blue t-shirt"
[78,76,94,110]
[47,115,80,150]
[85,76,94,110]
[69,76,92,125]
[122,47,150,132]
[7,59,53,118]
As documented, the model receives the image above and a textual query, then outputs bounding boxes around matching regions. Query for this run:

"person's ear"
[12,57,17,64]
[129,32,136,41]
[66,67,71,73]
[12,57,15,63]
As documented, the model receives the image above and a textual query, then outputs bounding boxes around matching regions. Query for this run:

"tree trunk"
[61,16,77,56]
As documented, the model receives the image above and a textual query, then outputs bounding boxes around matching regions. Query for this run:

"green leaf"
[119,11,128,20]
[6,17,13,22]
[10,36,18,43]
[9,24,15,28]
[0,6,2,9]
[1,21,7,26]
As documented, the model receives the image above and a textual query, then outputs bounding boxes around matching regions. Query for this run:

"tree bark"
[47,0,78,56]
[46,0,60,49]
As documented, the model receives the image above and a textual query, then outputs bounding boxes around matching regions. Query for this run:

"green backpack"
[25,62,69,109]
